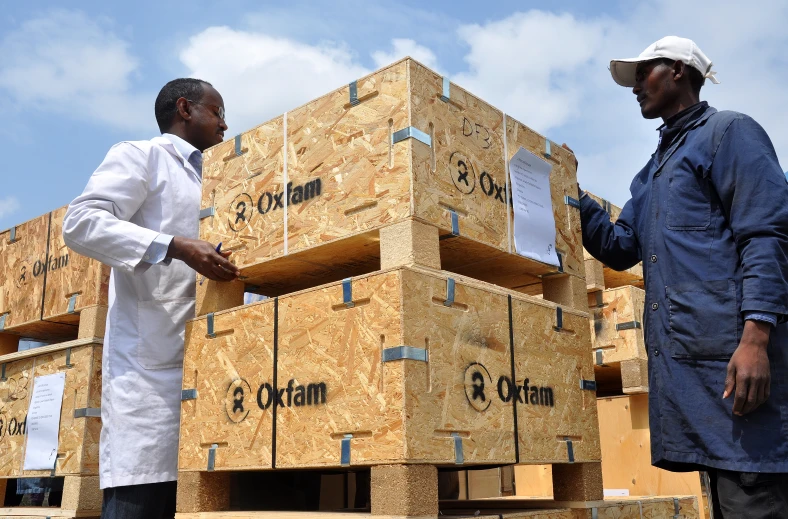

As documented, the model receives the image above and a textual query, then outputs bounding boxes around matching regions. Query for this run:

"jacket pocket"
[666,279,740,359]
[136,298,194,370]
[665,168,711,230]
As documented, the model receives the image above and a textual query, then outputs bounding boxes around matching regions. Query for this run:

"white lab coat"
[63,136,201,488]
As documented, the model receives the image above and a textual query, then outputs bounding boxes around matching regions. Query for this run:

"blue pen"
[215,242,222,253]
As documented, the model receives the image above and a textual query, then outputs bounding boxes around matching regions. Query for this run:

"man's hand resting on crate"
[167,236,240,281]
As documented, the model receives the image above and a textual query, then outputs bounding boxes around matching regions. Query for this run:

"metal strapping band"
[207,313,216,338]
[452,432,464,464]
[348,81,359,106]
[182,388,198,401]
[557,251,564,273]
[0,313,6,330]
[67,294,78,314]
[564,195,581,209]
[74,407,101,418]
[440,76,451,102]
[450,210,459,236]
[65,348,73,368]
[199,207,215,219]
[234,134,243,156]
[382,346,428,363]
[616,321,641,331]
[444,278,456,307]
[565,437,575,463]
[591,508,598,519]
[603,200,612,214]
[1,364,6,381]
[673,497,680,518]
[544,139,552,159]
[207,443,218,471]
[392,126,432,147]
[342,278,354,308]
[638,500,644,519]
[555,306,563,331]
[340,434,353,466]
[51,459,57,477]
[580,379,597,391]
[595,291,604,308]
[9,226,16,243]
[595,349,605,366]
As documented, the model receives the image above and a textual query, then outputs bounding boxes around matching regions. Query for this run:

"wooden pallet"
[172,495,698,518]
[0,474,101,518]
[587,286,648,396]
[197,57,584,310]
[582,193,643,293]
[0,206,109,343]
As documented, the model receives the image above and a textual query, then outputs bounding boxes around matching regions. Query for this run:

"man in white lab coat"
[63,78,239,519]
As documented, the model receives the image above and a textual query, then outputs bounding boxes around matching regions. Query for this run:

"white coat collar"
[150,135,202,181]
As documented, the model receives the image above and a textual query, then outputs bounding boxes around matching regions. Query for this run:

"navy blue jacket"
[581,104,788,472]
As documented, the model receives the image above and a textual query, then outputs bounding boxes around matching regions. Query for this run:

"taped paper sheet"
[23,372,66,470]
[508,147,559,266]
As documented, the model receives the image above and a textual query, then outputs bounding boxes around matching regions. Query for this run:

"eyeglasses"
[186,99,225,121]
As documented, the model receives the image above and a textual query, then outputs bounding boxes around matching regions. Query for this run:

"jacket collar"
[150,135,202,181]
[652,106,717,176]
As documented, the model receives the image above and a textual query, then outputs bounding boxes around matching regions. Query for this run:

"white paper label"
[508,147,559,266]
[23,372,66,470]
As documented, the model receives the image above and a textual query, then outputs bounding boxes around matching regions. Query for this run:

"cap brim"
[609,58,643,87]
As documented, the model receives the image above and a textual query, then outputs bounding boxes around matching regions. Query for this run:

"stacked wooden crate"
[175,58,698,518]
[0,206,107,518]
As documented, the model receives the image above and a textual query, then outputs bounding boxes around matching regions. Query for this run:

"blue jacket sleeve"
[580,194,641,271]
[709,115,788,319]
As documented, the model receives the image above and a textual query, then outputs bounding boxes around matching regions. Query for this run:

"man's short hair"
[154,78,212,133]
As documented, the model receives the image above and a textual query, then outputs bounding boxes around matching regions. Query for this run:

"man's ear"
[175,97,191,122]
[672,60,686,82]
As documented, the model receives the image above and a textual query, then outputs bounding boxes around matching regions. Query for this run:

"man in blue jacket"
[579,36,788,518]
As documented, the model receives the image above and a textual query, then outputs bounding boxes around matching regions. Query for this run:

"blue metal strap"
[348,81,359,106]
[452,432,464,465]
[381,346,428,363]
[444,278,456,307]
[544,139,552,159]
[440,76,451,102]
[207,313,216,338]
[392,127,432,147]
[235,134,244,157]
[342,278,354,308]
[341,434,353,466]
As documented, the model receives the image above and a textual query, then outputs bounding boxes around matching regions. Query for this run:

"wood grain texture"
[43,206,110,325]
[589,286,646,366]
[0,340,102,478]
[181,267,595,473]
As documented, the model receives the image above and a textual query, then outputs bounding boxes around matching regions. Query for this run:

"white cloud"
[180,27,370,135]
[372,38,441,72]
[0,197,21,221]
[0,9,151,132]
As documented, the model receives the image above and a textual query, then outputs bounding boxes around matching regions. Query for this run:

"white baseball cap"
[610,36,720,88]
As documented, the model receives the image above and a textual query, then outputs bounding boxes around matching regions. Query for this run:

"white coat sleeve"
[63,142,161,275]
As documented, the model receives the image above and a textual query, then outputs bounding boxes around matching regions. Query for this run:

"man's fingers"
[732,377,749,416]
[723,364,735,399]
[215,256,240,277]
[741,380,761,415]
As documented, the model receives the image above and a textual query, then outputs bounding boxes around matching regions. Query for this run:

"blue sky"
[1,0,786,229]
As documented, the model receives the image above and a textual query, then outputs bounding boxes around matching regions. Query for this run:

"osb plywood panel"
[588,286,646,365]
[43,206,110,325]
[276,270,406,467]
[511,298,600,464]
[179,301,275,471]
[598,395,703,515]
[286,61,411,256]
[200,116,286,270]
[400,268,515,464]
[0,214,49,330]
[0,341,102,478]
[506,118,583,280]
[409,61,508,253]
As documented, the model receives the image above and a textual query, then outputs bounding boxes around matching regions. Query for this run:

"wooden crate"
[0,208,109,343]
[513,396,704,517]
[0,339,103,478]
[588,286,648,396]
[582,193,643,293]
[178,266,601,514]
[0,339,103,518]
[198,58,584,304]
